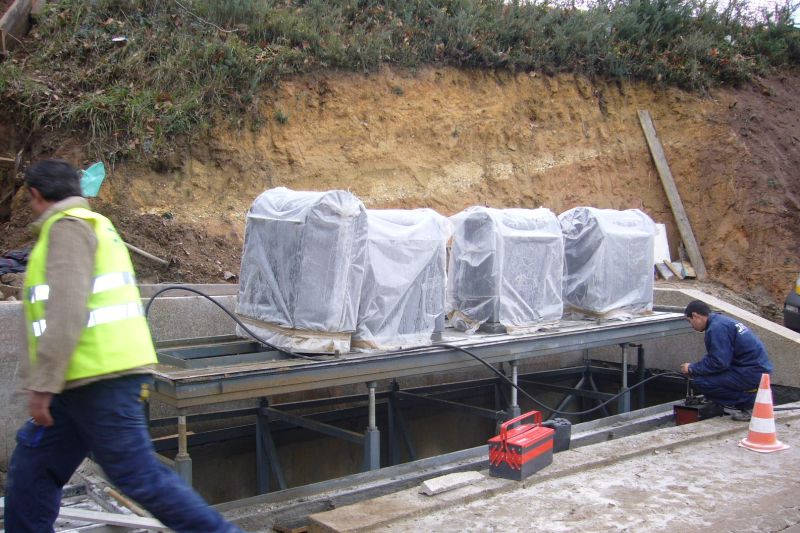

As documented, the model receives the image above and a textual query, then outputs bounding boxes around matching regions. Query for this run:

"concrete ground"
[307,406,800,533]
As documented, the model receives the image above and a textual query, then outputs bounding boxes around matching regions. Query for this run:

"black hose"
[144,286,324,362]
[435,342,685,416]
[145,285,684,415]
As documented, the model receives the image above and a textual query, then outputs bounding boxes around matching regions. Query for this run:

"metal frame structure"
[148,312,691,489]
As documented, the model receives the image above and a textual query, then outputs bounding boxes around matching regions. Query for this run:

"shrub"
[0,0,796,161]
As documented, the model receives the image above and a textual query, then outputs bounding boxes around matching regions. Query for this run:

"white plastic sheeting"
[353,209,452,352]
[236,187,368,353]
[447,207,564,334]
[558,207,656,319]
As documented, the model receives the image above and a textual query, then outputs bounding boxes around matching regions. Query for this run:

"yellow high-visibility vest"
[23,207,157,381]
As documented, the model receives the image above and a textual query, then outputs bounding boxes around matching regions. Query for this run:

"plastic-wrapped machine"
[352,209,452,352]
[447,207,564,334]
[558,207,656,319]
[236,187,368,354]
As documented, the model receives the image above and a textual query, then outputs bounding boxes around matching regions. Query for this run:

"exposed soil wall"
[1,67,798,316]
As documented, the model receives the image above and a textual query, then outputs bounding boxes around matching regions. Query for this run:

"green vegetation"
[0,0,797,161]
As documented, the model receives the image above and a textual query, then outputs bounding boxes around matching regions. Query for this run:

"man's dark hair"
[24,159,83,201]
[684,300,711,318]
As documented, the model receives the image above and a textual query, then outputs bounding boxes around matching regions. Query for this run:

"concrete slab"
[419,471,485,496]
[307,406,800,532]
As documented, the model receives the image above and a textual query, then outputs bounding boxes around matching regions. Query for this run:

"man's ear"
[28,186,43,202]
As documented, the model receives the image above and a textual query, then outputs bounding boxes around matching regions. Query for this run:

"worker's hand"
[28,391,54,427]
[680,362,691,375]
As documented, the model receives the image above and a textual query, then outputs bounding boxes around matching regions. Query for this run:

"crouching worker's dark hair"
[684,300,711,318]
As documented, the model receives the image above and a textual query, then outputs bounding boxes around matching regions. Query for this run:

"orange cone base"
[738,437,790,453]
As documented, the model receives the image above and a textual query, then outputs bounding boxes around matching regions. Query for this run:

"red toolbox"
[488,410,554,481]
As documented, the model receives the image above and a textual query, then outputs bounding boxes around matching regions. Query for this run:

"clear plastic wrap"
[236,187,368,353]
[447,207,564,334]
[353,209,452,352]
[558,207,656,319]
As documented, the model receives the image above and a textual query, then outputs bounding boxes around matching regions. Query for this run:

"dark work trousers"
[4,375,242,533]
[693,370,764,410]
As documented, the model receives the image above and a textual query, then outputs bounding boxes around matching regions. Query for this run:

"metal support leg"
[506,361,521,419]
[635,344,646,409]
[363,381,380,472]
[256,398,287,493]
[255,399,268,494]
[175,414,192,486]
[388,381,400,466]
[618,344,631,414]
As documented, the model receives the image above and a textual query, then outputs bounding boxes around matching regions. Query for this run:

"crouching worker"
[679,299,773,422]
[4,159,243,532]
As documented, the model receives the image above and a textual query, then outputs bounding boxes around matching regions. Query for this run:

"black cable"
[144,286,324,361]
[434,342,685,416]
[144,285,683,415]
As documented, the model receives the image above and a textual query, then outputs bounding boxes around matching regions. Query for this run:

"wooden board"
[638,110,707,279]
[273,525,309,533]
[654,262,674,280]
[0,497,166,530]
[665,261,686,280]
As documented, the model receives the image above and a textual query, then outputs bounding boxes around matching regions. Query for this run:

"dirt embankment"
[1,67,798,318]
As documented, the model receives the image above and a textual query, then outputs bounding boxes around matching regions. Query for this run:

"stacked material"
[236,187,368,353]
[558,207,656,319]
[353,209,451,352]
[447,207,564,334]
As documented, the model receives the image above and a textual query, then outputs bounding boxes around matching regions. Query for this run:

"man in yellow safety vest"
[4,159,242,532]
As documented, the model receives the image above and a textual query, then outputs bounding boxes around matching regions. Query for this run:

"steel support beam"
[264,407,365,445]
[150,313,691,408]
[517,379,615,401]
[619,344,631,414]
[395,391,506,421]
[253,399,289,494]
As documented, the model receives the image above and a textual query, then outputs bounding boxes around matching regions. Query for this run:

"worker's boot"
[730,409,752,422]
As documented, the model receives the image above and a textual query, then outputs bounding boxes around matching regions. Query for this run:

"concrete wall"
[0,300,28,488]
[655,288,800,386]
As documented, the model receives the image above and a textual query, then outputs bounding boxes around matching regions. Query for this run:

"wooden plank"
[56,507,166,530]
[638,110,707,279]
[665,261,686,280]
[0,0,35,53]
[0,497,166,530]
[654,262,674,280]
[273,524,308,533]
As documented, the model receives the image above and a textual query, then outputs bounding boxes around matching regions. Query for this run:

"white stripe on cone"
[755,387,772,405]
[748,417,776,434]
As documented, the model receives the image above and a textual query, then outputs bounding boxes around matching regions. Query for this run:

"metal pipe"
[367,381,377,430]
[619,344,630,413]
[510,361,518,408]
[177,415,188,458]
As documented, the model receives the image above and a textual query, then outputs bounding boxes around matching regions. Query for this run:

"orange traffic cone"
[738,373,789,453]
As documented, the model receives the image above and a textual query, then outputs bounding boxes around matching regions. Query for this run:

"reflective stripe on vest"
[29,301,145,337]
[27,271,136,304]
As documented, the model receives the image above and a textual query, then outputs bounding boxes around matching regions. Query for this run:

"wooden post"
[638,110,707,280]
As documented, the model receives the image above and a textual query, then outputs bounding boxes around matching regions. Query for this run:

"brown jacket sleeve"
[24,217,97,393]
